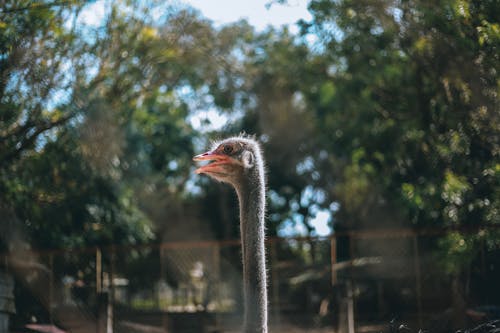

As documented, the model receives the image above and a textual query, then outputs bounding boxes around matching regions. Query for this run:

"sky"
[78,0,312,31]
[181,0,312,32]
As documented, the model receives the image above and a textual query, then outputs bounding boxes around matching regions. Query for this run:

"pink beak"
[193,150,230,175]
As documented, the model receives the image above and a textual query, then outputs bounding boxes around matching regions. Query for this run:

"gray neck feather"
[235,162,268,333]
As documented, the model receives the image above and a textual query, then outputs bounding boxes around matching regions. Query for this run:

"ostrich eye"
[223,145,233,154]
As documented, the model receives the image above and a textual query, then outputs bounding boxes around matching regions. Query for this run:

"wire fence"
[2,227,500,332]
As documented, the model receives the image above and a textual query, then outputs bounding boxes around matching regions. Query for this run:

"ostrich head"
[193,136,263,187]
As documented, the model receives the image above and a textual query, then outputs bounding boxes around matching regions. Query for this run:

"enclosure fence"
[2,226,499,332]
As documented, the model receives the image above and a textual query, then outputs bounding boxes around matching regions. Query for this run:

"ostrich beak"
[193,151,231,175]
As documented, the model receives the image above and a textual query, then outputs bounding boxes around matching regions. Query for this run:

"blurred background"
[0,0,499,332]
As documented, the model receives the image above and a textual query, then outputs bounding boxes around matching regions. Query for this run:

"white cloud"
[182,0,311,31]
[78,0,106,27]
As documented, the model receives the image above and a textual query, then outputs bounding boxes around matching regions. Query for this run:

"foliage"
[302,0,499,232]
[0,0,498,321]
[0,1,251,248]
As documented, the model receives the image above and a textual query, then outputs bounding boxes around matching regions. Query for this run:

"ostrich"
[193,135,268,333]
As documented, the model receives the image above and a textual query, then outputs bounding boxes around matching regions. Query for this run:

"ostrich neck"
[236,174,268,333]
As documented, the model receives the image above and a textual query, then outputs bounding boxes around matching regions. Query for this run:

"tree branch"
[0,112,75,166]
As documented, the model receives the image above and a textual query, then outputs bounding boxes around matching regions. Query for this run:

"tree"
[303,0,499,230]
[0,1,84,164]
[300,0,500,319]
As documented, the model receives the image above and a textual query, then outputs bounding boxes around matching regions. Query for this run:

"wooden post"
[413,236,423,327]
[107,247,115,333]
[96,248,102,294]
[270,240,280,327]
[347,280,355,333]
[212,243,220,281]
[349,234,355,260]
[160,246,169,332]
[330,236,337,286]
[348,233,355,331]
[328,236,337,329]
[0,271,15,333]
[96,247,106,333]
[49,253,54,323]
[158,247,162,309]
[480,236,486,275]
[211,243,220,329]
[97,292,108,333]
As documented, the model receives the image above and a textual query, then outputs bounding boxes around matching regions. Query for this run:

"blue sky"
[78,0,312,31]
[182,0,311,31]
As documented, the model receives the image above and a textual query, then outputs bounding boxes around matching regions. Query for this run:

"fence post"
[211,242,220,329]
[212,242,220,280]
[330,236,337,286]
[347,280,355,333]
[348,233,355,332]
[48,253,54,324]
[413,235,423,327]
[107,246,115,333]
[97,292,108,333]
[0,270,15,333]
[96,248,102,294]
[480,235,486,275]
[160,245,169,332]
[270,240,280,327]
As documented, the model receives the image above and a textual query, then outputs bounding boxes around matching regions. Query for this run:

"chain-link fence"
[2,227,499,332]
